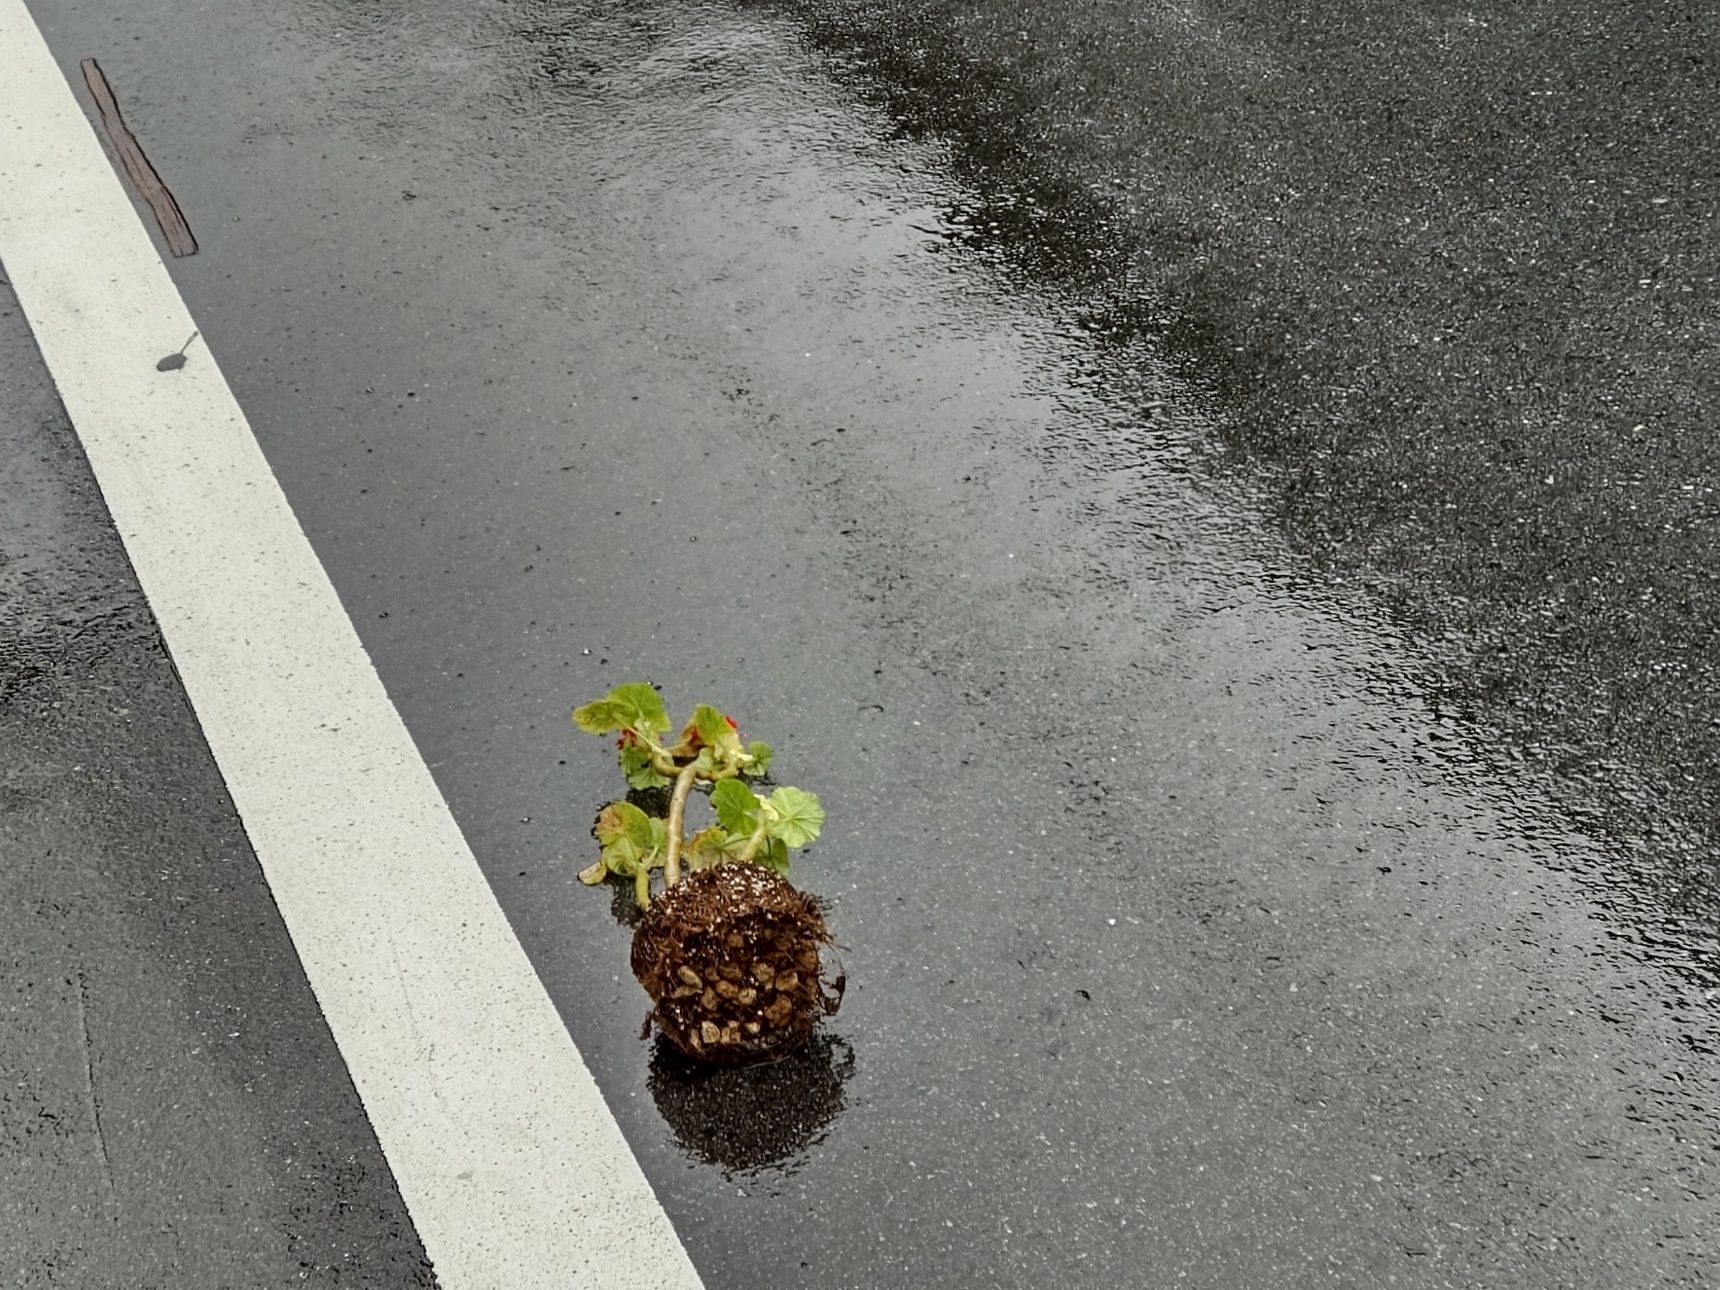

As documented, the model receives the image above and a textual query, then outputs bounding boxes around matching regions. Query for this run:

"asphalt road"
[6,0,1718,1286]
[0,278,435,1284]
[776,0,1720,969]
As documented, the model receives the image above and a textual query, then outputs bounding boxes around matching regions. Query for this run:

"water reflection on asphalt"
[225,0,1720,1282]
[649,1033,857,1175]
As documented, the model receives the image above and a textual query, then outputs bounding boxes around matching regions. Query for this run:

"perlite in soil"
[573,682,843,1064]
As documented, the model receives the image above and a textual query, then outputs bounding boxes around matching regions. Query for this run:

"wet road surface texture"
[9,0,1720,1286]
[0,280,435,1282]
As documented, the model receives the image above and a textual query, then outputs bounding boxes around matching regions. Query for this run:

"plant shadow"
[646,1030,856,1176]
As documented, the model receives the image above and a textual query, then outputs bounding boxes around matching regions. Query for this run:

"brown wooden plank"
[79,58,197,258]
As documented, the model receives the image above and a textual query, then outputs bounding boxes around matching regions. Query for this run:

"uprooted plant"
[573,682,843,1064]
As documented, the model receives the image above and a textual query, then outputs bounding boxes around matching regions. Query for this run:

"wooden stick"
[79,58,197,257]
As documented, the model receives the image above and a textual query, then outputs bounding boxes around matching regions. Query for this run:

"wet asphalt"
[8,0,1720,1286]
[0,281,435,1283]
[774,0,1720,977]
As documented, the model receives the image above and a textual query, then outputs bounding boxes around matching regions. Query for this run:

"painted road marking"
[0,4,703,1287]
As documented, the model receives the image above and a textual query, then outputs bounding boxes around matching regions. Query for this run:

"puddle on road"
[234,0,1720,1282]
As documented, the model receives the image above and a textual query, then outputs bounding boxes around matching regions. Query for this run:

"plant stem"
[635,865,652,910]
[735,823,769,866]
[663,762,701,887]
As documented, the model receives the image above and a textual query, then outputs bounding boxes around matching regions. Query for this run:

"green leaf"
[758,837,791,875]
[709,778,762,835]
[742,741,773,778]
[572,698,627,735]
[594,800,660,877]
[614,683,671,734]
[764,786,824,848]
[675,705,744,772]
[573,682,669,736]
[620,740,670,789]
[682,824,731,871]
[691,705,723,744]
[691,704,735,748]
[599,848,641,878]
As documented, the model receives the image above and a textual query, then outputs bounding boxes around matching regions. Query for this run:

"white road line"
[0,5,704,1287]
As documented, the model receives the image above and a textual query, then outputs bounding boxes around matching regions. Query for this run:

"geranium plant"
[573,683,842,1063]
